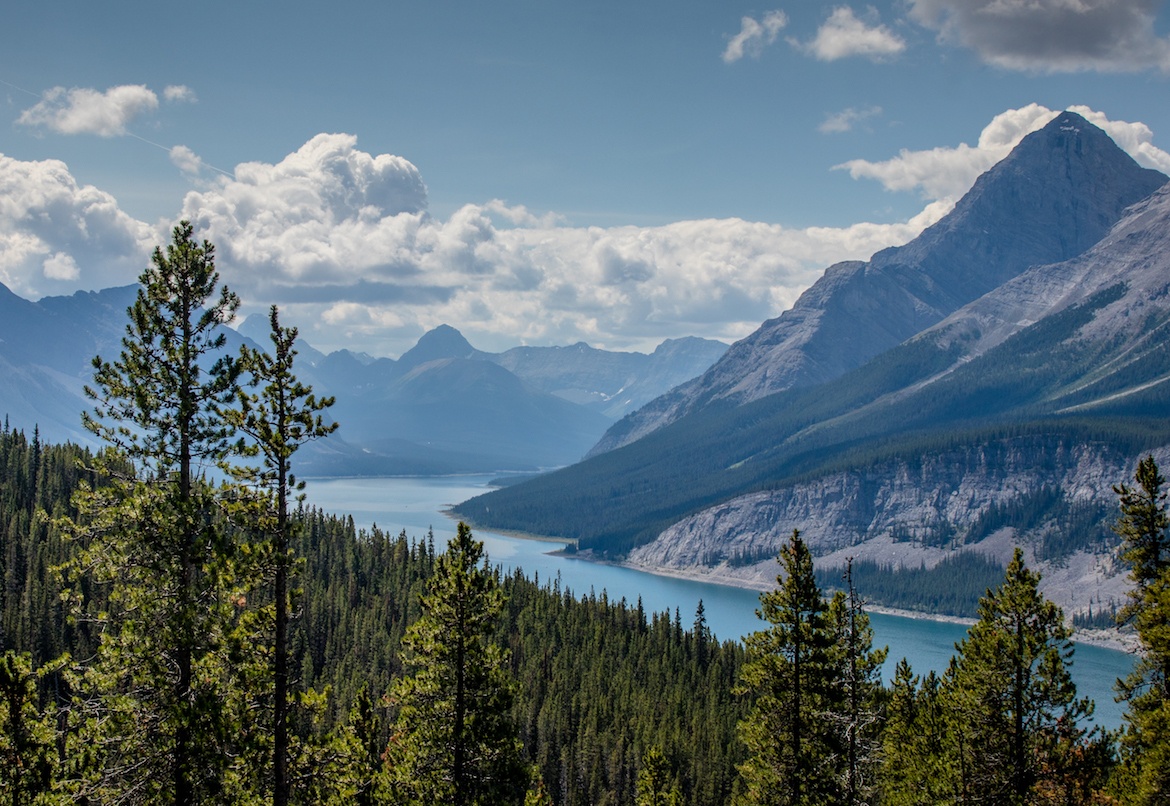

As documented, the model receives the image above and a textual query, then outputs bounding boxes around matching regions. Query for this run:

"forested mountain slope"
[589,111,1168,455]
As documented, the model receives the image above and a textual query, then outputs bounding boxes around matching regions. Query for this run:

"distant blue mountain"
[0,289,725,474]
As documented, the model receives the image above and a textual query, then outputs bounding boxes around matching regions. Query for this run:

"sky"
[3,0,1170,357]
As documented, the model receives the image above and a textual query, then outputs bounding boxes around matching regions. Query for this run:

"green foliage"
[879,663,953,805]
[226,304,338,806]
[828,561,887,805]
[68,220,251,805]
[84,220,241,483]
[636,746,682,806]
[1112,455,1170,804]
[816,552,1005,619]
[945,548,1097,805]
[0,650,68,805]
[735,533,885,806]
[387,522,528,805]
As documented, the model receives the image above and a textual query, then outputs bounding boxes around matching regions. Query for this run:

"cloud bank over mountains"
[1,102,1168,356]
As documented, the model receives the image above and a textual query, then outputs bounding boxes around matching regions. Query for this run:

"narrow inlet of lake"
[304,474,1137,730]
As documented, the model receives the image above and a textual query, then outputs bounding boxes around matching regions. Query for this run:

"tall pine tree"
[945,548,1094,805]
[387,522,528,805]
[70,220,245,804]
[227,305,337,805]
[735,530,842,806]
[1112,455,1170,803]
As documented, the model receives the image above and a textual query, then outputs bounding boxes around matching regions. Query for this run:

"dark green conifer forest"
[2,224,1169,805]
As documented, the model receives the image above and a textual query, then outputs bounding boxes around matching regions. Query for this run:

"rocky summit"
[589,111,1168,456]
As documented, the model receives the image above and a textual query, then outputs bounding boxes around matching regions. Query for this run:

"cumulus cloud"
[170,145,207,179]
[909,0,1170,73]
[798,7,906,62]
[0,153,158,297]
[18,85,160,137]
[819,105,883,134]
[13,107,1157,357]
[163,85,197,103]
[164,133,941,354]
[833,103,1170,202]
[722,10,788,63]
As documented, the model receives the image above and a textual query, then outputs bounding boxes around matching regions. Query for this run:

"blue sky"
[3,0,1170,356]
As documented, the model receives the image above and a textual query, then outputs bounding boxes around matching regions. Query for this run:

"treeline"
[0,421,745,804]
[290,507,748,805]
[815,552,1007,618]
[8,422,1170,803]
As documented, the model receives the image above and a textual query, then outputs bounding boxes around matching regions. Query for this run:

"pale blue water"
[303,474,1137,730]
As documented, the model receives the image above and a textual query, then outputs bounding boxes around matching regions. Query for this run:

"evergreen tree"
[827,559,886,805]
[0,651,66,806]
[227,305,337,805]
[70,220,245,805]
[637,746,682,806]
[387,522,528,805]
[1112,455,1170,804]
[735,530,842,806]
[946,548,1095,805]
[879,662,955,805]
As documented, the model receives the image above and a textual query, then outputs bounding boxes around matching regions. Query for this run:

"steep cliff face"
[625,439,1165,615]
[590,112,1168,455]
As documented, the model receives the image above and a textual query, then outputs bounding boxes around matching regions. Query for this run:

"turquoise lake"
[304,473,1137,731]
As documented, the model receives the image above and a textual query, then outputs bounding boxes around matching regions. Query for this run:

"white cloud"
[0,153,158,297]
[819,105,883,134]
[722,11,788,63]
[9,107,1158,356]
[909,0,1170,73]
[833,104,1170,202]
[167,134,937,354]
[163,85,197,103]
[18,85,160,137]
[170,145,207,179]
[42,252,80,281]
[798,7,906,62]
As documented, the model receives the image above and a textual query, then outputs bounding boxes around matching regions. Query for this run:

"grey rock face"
[627,440,1163,614]
[591,112,1168,455]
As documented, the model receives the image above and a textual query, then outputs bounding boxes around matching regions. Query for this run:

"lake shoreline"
[559,547,1139,654]
[450,513,1139,654]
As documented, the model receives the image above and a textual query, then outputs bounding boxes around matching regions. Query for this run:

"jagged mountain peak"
[588,112,1168,456]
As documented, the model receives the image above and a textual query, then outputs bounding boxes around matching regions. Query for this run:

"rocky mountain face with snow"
[590,111,1168,456]
[455,112,1170,619]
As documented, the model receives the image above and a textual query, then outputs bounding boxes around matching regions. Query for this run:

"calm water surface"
[304,474,1136,730]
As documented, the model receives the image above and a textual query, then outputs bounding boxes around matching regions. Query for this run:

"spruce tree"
[637,746,682,806]
[828,559,886,805]
[946,548,1094,805]
[387,522,528,805]
[1112,455,1170,803]
[879,662,956,805]
[735,530,841,806]
[226,305,337,805]
[71,220,244,805]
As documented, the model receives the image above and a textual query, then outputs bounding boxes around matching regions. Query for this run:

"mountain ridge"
[589,111,1168,456]
[453,112,1170,601]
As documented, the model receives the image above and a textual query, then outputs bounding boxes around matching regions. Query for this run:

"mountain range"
[0,291,725,475]
[453,111,1170,617]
